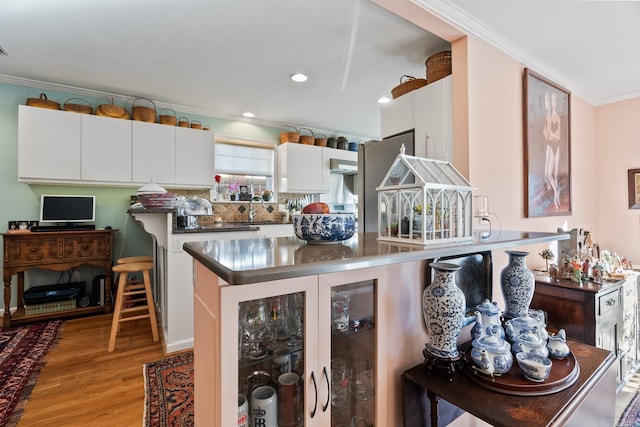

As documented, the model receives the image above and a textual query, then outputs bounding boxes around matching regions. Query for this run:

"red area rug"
[143,350,194,427]
[0,320,64,427]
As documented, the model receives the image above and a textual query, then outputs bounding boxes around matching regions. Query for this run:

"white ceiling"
[1,0,638,140]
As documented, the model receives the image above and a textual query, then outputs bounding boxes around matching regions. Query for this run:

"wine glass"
[266,296,287,350]
[241,299,268,360]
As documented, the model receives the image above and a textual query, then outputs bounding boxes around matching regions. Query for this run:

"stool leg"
[143,269,159,342]
[108,272,128,352]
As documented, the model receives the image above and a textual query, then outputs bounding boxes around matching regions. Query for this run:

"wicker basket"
[132,98,156,123]
[190,120,202,130]
[96,99,130,119]
[63,98,93,115]
[314,133,327,147]
[280,125,300,143]
[426,50,452,84]
[391,75,428,99]
[299,128,315,145]
[178,117,189,127]
[158,108,177,126]
[26,93,60,110]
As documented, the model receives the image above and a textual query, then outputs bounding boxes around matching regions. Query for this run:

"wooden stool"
[108,261,159,352]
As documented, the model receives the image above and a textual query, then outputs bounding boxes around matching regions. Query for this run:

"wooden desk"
[2,229,115,328]
[402,340,616,427]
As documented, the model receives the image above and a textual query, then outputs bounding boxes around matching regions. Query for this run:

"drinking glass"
[266,296,287,350]
[286,293,304,350]
[241,299,268,360]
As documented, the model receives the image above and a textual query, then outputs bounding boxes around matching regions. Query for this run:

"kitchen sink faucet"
[248,196,265,223]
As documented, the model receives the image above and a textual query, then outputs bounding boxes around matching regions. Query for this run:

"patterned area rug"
[0,320,64,427]
[619,392,640,427]
[143,351,194,427]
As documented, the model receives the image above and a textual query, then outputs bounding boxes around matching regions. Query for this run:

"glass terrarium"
[377,150,474,245]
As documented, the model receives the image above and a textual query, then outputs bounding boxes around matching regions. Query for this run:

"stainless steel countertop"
[183,230,569,285]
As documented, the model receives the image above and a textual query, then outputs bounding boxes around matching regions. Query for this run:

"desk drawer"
[63,235,110,259]
[5,237,60,263]
[597,289,620,318]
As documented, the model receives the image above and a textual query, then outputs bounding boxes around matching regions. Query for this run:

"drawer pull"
[82,245,89,249]
[30,248,39,252]
[606,298,616,306]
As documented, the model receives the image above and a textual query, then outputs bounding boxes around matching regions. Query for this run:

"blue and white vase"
[500,251,535,319]
[423,262,465,360]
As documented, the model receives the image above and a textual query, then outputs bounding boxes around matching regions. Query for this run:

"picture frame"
[628,168,640,209]
[523,68,572,217]
[7,221,18,231]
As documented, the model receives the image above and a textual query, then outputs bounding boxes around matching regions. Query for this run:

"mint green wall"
[0,81,285,304]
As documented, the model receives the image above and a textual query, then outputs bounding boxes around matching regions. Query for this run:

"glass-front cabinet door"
[319,267,383,427]
[218,275,318,427]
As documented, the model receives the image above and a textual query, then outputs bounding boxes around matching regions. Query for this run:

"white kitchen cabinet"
[81,114,132,182]
[19,105,214,188]
[132,121,176,184]
[194,262,385,426]
[18,105,81,181]
[175,126,214,187]
[277,143,326,193]
[380,75,452,161]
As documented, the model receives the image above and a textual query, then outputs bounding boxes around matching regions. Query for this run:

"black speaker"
[91,275,106,306]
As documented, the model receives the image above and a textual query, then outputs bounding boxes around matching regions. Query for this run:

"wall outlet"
[172,238,183,253]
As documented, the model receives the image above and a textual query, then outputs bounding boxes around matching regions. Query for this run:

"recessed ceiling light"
[242,112,255,118]
[377,97,391,104]
[290,73,308,83]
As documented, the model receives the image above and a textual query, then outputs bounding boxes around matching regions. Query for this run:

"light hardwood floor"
[18,314,168,427]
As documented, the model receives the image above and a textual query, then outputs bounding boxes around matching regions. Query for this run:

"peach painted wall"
[595,98,640,263]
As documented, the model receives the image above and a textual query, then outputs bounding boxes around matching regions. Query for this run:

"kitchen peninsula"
[183,230,587,426]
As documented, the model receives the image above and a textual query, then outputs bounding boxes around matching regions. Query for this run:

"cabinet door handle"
[310,371,318,418]
[322,366,330,412]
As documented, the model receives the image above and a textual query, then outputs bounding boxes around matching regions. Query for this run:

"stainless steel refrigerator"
[357,130,415,233]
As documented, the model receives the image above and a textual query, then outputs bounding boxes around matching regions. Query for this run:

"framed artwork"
[523,68,572,217]
[628,168,640,209]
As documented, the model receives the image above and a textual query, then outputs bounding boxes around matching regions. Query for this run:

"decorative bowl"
[137,192,177,209]
[516,352,552,382]
[292,213,356,244]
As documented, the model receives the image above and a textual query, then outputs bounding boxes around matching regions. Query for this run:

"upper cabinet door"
[277,143,325,193]
[132,121,176,184]
[81,114,132,182]
[175,127,214,187]
[18,105,81,181]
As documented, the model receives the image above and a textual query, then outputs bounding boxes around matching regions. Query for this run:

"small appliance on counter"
[176,197,213,229]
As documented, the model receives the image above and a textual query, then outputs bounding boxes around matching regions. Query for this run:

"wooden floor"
[18,314,168,427]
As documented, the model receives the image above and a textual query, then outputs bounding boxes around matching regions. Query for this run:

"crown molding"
[410,0,573,93]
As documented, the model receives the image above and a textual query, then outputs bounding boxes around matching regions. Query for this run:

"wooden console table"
[402,340,616,427]
[2,229,115,328]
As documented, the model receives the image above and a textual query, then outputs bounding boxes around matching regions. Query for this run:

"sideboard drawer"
[63,235,111,259]
[597,289,620,318]
[5,237,60,264]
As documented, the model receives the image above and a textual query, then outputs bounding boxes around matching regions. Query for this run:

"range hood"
[330,158,358,175]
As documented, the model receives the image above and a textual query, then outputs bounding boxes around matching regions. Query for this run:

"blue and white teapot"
[470,299,505,340]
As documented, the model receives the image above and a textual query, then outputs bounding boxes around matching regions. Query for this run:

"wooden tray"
[464,348,579,396]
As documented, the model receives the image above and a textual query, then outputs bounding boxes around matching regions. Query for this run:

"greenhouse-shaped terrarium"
[377,148,474,245]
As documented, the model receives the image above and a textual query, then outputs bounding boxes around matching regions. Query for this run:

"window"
[214,136,275,200]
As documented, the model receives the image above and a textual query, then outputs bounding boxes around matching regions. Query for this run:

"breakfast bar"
[182,230,606,426]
